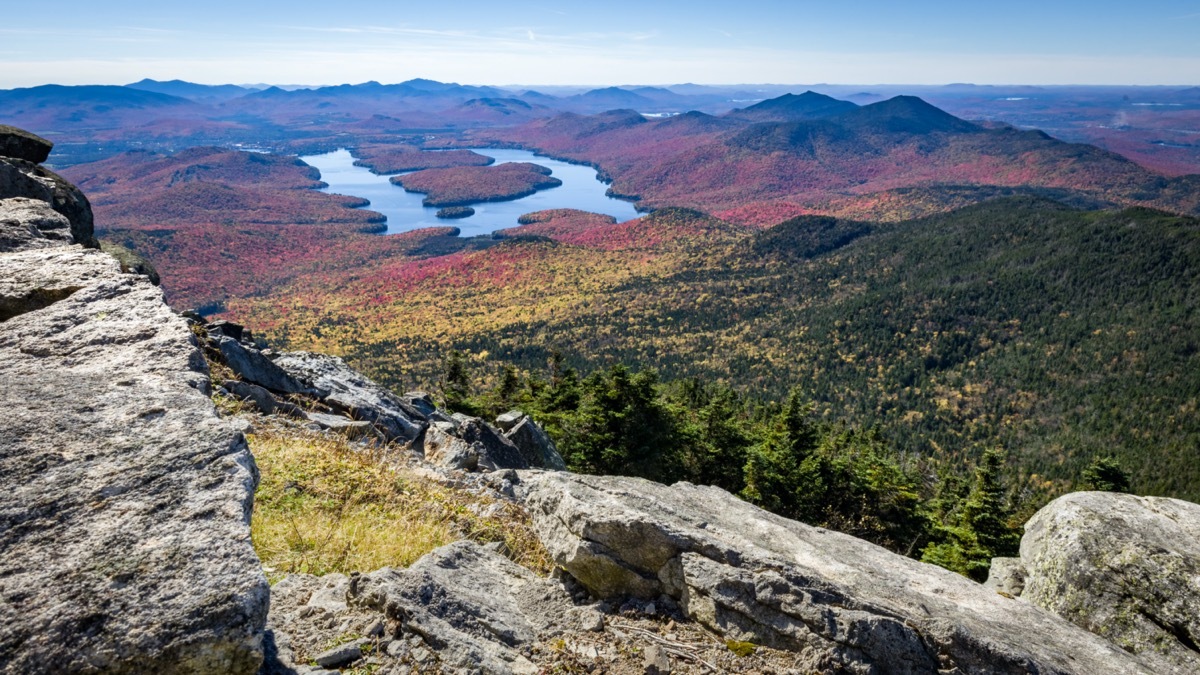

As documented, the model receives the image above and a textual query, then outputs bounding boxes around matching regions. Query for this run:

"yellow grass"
[248,424,550,579]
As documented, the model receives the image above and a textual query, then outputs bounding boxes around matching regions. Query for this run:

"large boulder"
[423,421,481,470]
[0,245,267,672]
[272,351,426,441]
[1018,492,1200,671]
[0,124,53,164]
[521,472,1173,674]
[213,335,316,397]
[0,197,74,252]
[454,416,530,470]
[0,156,97,248]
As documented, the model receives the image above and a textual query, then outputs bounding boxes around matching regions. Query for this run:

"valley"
[16,79,1196,506]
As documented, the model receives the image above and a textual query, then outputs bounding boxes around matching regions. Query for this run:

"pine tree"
[921,449,1020,581]
[441,350,474,414]
[1081,456,1131,493]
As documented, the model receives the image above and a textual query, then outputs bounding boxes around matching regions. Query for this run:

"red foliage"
[352,145,494,174]
[391,162,562,206]
[498,209,617,239]
[488,105,1200,220]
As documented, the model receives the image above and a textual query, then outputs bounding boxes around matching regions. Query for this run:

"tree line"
[440,350,1130,581]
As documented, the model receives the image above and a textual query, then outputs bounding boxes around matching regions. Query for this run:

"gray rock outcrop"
[984,556,1026,597]
[0,124,53,164]
[423,421,481,470]
[1017,491,1200,671]
[501,413,567,471]
[451,416,530,470]
[350,540,570,674]
[222,379,306,418]
[0,197,74,252]
[0,242,268,671]
[522,472,1174,674]
[0,157,97,248]
[214,335,317,397]
[272,351,426,441]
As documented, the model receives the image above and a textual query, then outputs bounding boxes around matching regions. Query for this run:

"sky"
[1,0,1198,88]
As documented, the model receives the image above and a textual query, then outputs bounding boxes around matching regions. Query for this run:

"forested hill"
[311,198,1200,500]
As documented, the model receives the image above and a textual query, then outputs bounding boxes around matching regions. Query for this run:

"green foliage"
[741,397,928,553]
[440,350,477,416]
[725,640,758,657]
[921,449,1021,581]
[1081,456,1132,493]
[358,199,1200,502]
[556,365,683,481]
[461,359,936,556]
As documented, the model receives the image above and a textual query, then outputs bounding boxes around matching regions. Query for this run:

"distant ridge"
[125,78,251,100]
[568,87,656,109]
[728,91,858,122]
[0,84,192,108]
[725,95,978,155]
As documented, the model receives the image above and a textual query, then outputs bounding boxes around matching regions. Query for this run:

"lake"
[300,148,641,236]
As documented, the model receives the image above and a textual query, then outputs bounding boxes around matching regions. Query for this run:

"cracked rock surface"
[522,472,1177,674]
[0,238,267,671]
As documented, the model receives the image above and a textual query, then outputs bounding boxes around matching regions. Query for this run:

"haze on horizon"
[1,0,1198,88]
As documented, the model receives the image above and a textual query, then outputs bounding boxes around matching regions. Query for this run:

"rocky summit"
[0,127,97,249]
[3,121,1200,674]
[0,127,266,673]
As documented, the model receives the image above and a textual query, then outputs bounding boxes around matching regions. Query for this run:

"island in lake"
[436,206,475,219]
[391,162,563,206]
[353,146,494,174]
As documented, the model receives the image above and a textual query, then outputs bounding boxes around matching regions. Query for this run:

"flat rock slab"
[0,246,267,673]
[521,472,1175,674]
[1019,491,1200,671]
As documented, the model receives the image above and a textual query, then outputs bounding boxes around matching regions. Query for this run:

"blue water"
[300,148,641,237]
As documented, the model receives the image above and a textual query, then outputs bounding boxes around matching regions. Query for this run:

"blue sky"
[1,0,1198,87]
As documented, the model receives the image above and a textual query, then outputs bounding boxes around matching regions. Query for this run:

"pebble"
[312,638,368,669]
[644,644,671,674]
[579,609,605,632]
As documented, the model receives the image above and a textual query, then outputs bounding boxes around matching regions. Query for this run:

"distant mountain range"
[491,92,1200,222]
[2,78,1198,177]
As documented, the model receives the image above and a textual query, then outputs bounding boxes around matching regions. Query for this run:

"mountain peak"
[729,91,858,121]
[839,95,979,134]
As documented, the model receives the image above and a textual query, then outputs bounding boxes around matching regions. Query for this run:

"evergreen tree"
[921,449,1020,581]
[490,364,521,416]
[441,350,475,415]
[1081,456,1132,493]
[559,365,681,481]
[741,389,825,522]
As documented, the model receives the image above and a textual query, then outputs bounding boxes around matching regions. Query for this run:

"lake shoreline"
[300,147,641,237]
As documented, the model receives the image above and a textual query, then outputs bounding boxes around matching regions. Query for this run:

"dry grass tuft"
[248,424,551,579]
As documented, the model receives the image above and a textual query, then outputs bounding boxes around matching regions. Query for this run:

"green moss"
[725,639,757,657]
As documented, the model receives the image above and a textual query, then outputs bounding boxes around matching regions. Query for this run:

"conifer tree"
[921,449,1020,581]
[1081,456,1131,493]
